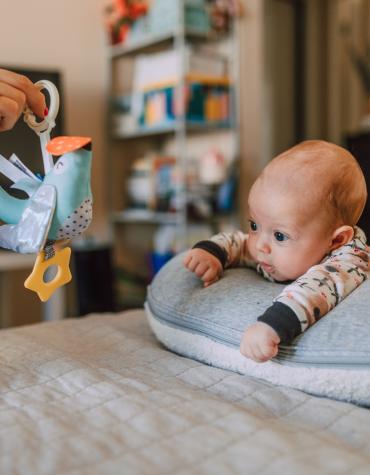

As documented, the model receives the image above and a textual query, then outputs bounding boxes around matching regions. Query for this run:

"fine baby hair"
[256,140,367,228]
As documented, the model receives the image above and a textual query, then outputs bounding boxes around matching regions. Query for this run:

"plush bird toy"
[0,80,93,301]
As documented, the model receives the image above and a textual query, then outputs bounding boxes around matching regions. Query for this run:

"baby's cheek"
[272,251,295,279]
[275,257,303,281]
[247,236,257,259]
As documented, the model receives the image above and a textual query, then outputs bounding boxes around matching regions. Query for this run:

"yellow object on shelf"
[141,74,230,93]
[24,247,72,302]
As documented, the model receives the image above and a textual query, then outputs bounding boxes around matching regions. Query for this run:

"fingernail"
[44,107,49,117]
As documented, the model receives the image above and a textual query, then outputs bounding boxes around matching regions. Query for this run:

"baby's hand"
[183,248,223,287]
[240,322,280,362]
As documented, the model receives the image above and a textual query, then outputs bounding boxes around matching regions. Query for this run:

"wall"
[0,0,108,238]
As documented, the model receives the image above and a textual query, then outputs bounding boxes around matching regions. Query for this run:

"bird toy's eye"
[54,157,69,175]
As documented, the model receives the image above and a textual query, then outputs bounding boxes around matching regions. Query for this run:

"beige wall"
[0,0,108,238]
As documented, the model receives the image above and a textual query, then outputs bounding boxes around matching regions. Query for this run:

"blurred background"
[0,0,369,326]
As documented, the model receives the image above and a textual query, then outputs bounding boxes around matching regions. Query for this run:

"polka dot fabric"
[47,136,91,156]
[56,198,93,240]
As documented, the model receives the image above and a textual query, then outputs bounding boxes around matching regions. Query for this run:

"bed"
[1,309,370,475]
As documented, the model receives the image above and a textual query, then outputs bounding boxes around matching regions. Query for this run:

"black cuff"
[257,302,302,344]
[192,240,227,268]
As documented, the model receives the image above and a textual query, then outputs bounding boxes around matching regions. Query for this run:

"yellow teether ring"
[24,247,72,301]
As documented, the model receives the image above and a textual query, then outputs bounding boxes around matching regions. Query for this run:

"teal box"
[148,0,211,35]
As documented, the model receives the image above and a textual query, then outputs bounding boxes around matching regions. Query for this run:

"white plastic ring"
[23,80,60,135]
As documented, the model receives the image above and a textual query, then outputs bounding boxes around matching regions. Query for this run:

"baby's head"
[247,140,367,281]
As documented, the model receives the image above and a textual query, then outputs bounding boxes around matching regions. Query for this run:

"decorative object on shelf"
[103,0,149,45]
[207,0,244,33]
[139,78,230,129]
[104,0,211,47]
[126,156,153,208]
[148,0,211,37]
[150,225,177,276]
[126,47,230,131]
[0,80,93,301]
[199,148,226,185]
[127,154,176,212]
[217,171,237,213]
[112,94,137,135]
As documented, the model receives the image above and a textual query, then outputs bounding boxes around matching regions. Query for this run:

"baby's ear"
[329,225,354,251]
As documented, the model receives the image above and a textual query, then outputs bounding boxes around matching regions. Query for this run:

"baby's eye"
[274,231,288,242]
[249,220,258,232]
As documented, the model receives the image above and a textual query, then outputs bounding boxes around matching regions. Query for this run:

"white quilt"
[1,310,370,475]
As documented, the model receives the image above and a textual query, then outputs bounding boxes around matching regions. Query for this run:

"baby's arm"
[183,248,223,287]
[183,230,255,287]
[206,230,255,268]
[240,322,280,362]
[242,229,369,362]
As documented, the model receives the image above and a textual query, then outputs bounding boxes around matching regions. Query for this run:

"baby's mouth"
[260,262,274,273]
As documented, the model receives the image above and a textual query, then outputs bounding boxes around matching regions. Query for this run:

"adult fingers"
[0,69,46,118]
[0,82,27,128]
[0,96,19,131]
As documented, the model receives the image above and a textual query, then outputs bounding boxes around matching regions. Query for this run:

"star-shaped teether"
[24,247,72,301]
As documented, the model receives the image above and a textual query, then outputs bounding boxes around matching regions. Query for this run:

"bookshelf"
[106,0,240,309]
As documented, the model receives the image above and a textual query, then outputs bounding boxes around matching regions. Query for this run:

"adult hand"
[0,69,47,132]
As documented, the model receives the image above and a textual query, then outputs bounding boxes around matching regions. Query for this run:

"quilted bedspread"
[1,310,370,475]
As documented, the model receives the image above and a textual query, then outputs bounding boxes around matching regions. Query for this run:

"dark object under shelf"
[72,245,116,316]
[346,131,370,237]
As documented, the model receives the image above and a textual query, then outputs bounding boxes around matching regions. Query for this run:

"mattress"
[1,310,370,474]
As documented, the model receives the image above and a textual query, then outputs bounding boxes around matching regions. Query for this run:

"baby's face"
[247,182,333,281]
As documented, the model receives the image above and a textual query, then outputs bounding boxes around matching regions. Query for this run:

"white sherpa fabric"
[146,303,370,407]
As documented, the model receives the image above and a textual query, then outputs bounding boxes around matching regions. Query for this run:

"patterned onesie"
[193,226,370,344]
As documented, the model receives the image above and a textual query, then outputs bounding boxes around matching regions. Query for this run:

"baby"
[183,140,369,362]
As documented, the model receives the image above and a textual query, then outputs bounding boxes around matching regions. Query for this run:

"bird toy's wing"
[0,184,56,253]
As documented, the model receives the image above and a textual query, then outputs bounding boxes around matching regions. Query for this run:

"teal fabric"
[44,149,92,239]
[0,148,92,245]
[147,253,370,368]
[0,186,28,224]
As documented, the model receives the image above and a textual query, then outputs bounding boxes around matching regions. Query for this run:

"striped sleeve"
[260,227,369,342]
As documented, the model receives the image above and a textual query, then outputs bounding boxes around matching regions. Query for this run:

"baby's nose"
[256,236,271,254]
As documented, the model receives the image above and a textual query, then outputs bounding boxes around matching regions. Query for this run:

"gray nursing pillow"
[146,253,370,406]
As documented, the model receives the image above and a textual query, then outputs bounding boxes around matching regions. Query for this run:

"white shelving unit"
[107,1,240,308]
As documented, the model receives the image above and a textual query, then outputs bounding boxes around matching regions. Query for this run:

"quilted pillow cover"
[146,253,370,406]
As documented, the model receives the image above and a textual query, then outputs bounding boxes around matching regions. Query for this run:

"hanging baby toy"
[0,80,92,301]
